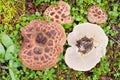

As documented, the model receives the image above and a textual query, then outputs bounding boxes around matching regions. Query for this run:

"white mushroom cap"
[65,23,108,71]
[65,46,105,71]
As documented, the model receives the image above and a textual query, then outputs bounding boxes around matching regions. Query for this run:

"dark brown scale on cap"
[58,11,61,14]
[26,34,32,38]
[27,50,32,56]
[44,54,49,59]
[45,30,56,37]
[50,18,54,21]
[48,40,53,46]
[50,30,56,36]
[55,6,60,10]
[34,56,39,60]
[26,43,32,49]
[26,27,34,32]
[41,56,44,61]
[24,39,30,43]
[36,33,47,44]
[55,15,59,19]
[46,31,52,37]
[46,31,51,37]
[45,47,50,53]
[61,14,66,18]
[33,47,42,55]
[50,12,55,16]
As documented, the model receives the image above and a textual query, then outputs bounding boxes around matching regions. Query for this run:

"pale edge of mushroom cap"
[65,23,108,71]
[58,1,70,11]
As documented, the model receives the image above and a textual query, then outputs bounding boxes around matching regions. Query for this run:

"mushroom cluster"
[19,20,66,70]
[44,1,73,24]
[87,5,108,24]
[65,23,108,71]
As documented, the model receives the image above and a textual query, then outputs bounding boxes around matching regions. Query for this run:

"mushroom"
[19,20,66,70]
[65,23,108,71]
[87,5,108,24]
[44,1,73,24]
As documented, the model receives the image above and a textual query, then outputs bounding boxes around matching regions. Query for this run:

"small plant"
[0,33,19,80]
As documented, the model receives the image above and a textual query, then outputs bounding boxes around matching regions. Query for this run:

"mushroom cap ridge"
[19,19,66,70]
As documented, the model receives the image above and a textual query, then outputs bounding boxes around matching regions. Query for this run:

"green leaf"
[0,43,5,63]
[16,24,21,29]
[5,45,15,60]
[0,1,3,12]
[118,23,120,28]
[35,0,43,6]
[109,40,114,47]
[9,60,14,67]
[64,23,73,29]
[75,17,81,21]
[1,33,14,48]
[96,0,101,4]
[0,43,5,58]
[9,69,16,80]
[113,4,119,11]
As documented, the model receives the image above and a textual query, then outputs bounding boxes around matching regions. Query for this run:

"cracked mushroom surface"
[87,5,108,24]
[65,23,108,71]
[19,20,66,70]
[44,1,73,24]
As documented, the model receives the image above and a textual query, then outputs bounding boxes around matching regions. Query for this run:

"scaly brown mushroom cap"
[19,20,66,70]
[87,5,108,24]
[44,1,73,24]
